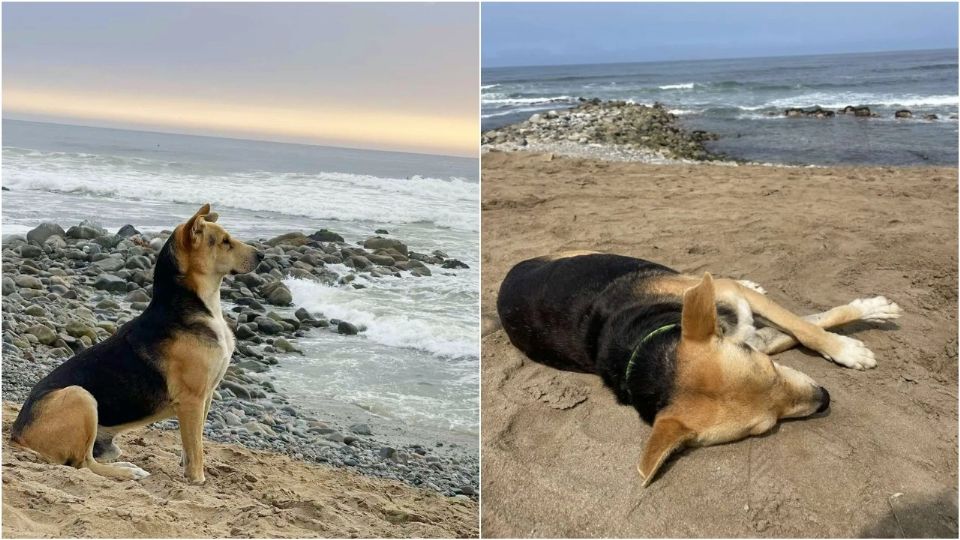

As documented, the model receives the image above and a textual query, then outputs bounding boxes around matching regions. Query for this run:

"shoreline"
[481,98,958,166]
[1,221,478,498]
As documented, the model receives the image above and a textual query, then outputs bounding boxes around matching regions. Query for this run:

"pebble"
[350,423,372,436]
[14,275,43,290]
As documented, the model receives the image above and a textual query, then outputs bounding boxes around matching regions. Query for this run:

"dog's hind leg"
[15,386,149,480]
[747,296,901,358]
[719,278,896,369]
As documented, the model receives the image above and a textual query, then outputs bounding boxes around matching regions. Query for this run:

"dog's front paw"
[826,335,877,370]
[186,471,206,485]
[737,280,767,295]
[851,296,902,323]
[113,462,151,480]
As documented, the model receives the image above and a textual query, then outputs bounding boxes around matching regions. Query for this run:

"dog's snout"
[255,251,265,263]
[815,386,830,413]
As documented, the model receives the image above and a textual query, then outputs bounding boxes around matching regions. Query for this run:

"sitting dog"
[496,252,900,486]
[11,204,262,483]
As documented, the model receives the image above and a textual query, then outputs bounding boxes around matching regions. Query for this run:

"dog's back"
[497,254,677,372]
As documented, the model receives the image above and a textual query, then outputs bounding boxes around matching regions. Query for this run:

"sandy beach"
[480,151,958,537]
[2,403,477,538]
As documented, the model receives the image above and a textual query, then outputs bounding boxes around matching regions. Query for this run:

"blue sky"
[3,3,479,156]
[482,2,959,68]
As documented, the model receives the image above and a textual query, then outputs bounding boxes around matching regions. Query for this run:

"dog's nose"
[256,251,265,263]
[815,386,830,413]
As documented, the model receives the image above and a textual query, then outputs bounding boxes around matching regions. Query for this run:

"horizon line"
[1,116,478,162]
[482,46,957,71]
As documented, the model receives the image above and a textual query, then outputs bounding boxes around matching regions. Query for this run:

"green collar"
[624,323,678,396]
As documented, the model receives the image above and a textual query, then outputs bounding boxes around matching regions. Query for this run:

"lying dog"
[497,252,900,486]
[11,204,262,482]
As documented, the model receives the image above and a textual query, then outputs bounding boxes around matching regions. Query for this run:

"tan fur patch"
[542,250,602,261]
[15,387,98,466]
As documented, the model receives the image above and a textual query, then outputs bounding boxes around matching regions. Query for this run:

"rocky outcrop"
[482,100,720,161]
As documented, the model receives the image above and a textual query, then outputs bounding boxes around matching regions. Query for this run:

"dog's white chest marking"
[208,313,234,390]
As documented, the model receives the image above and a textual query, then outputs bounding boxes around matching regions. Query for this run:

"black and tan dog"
[497,252,901,486]
[11,204,261,483]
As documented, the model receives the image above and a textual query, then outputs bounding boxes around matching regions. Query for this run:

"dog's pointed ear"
[637,416,694,487]
[681,272,718,342]
[181,203,211,248]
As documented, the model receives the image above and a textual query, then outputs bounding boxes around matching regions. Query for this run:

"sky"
[3,3,479,157]
[482,2,959,68]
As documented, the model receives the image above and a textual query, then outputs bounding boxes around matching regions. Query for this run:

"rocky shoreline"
[1,221,478,499]
[481,99,720,162]
[481,98,957,165]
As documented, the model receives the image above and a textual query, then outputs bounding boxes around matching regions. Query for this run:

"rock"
[236,273,265,289]
[379,447,397,460]
[273,337,300,353]
[266,232,311,247]
[2,277,16,296]
[24,305,46,316]
[44,235,67,249]
[375,229,389,235]
[221,380,253,400]
[223,411,242,426]
[294,307,316,322]
[236,324,257,340]
[337,321,359,335]
[14,275,43,290]
[66,225,102,240]
[895,109,913,119]
[924,114,939,121]
[363,237,408,256]
[93,274,128,293]
[367,253,396,266]
[441,259,469,269]
[27,324,58,345]
[19,245,43,259]
[350,423,372,435]
[93,234,123,250]
[347,255,373,270]
[27,223,66,246]
[261,282,293,306]
[255,317,283,335]
[117,224,141,238]
[124,289,151,303]
[93,256,125,271]
[125,255,151,270]
[65,320,98,341]
[309,229,344,243]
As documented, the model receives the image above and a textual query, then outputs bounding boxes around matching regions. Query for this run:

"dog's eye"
[222,238,231,248]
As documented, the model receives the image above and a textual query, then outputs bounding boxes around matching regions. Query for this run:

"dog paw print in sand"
[520,376,588,410]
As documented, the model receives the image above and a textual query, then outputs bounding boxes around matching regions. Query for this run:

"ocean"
[1,119,479,438]
[482,48,958,166]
